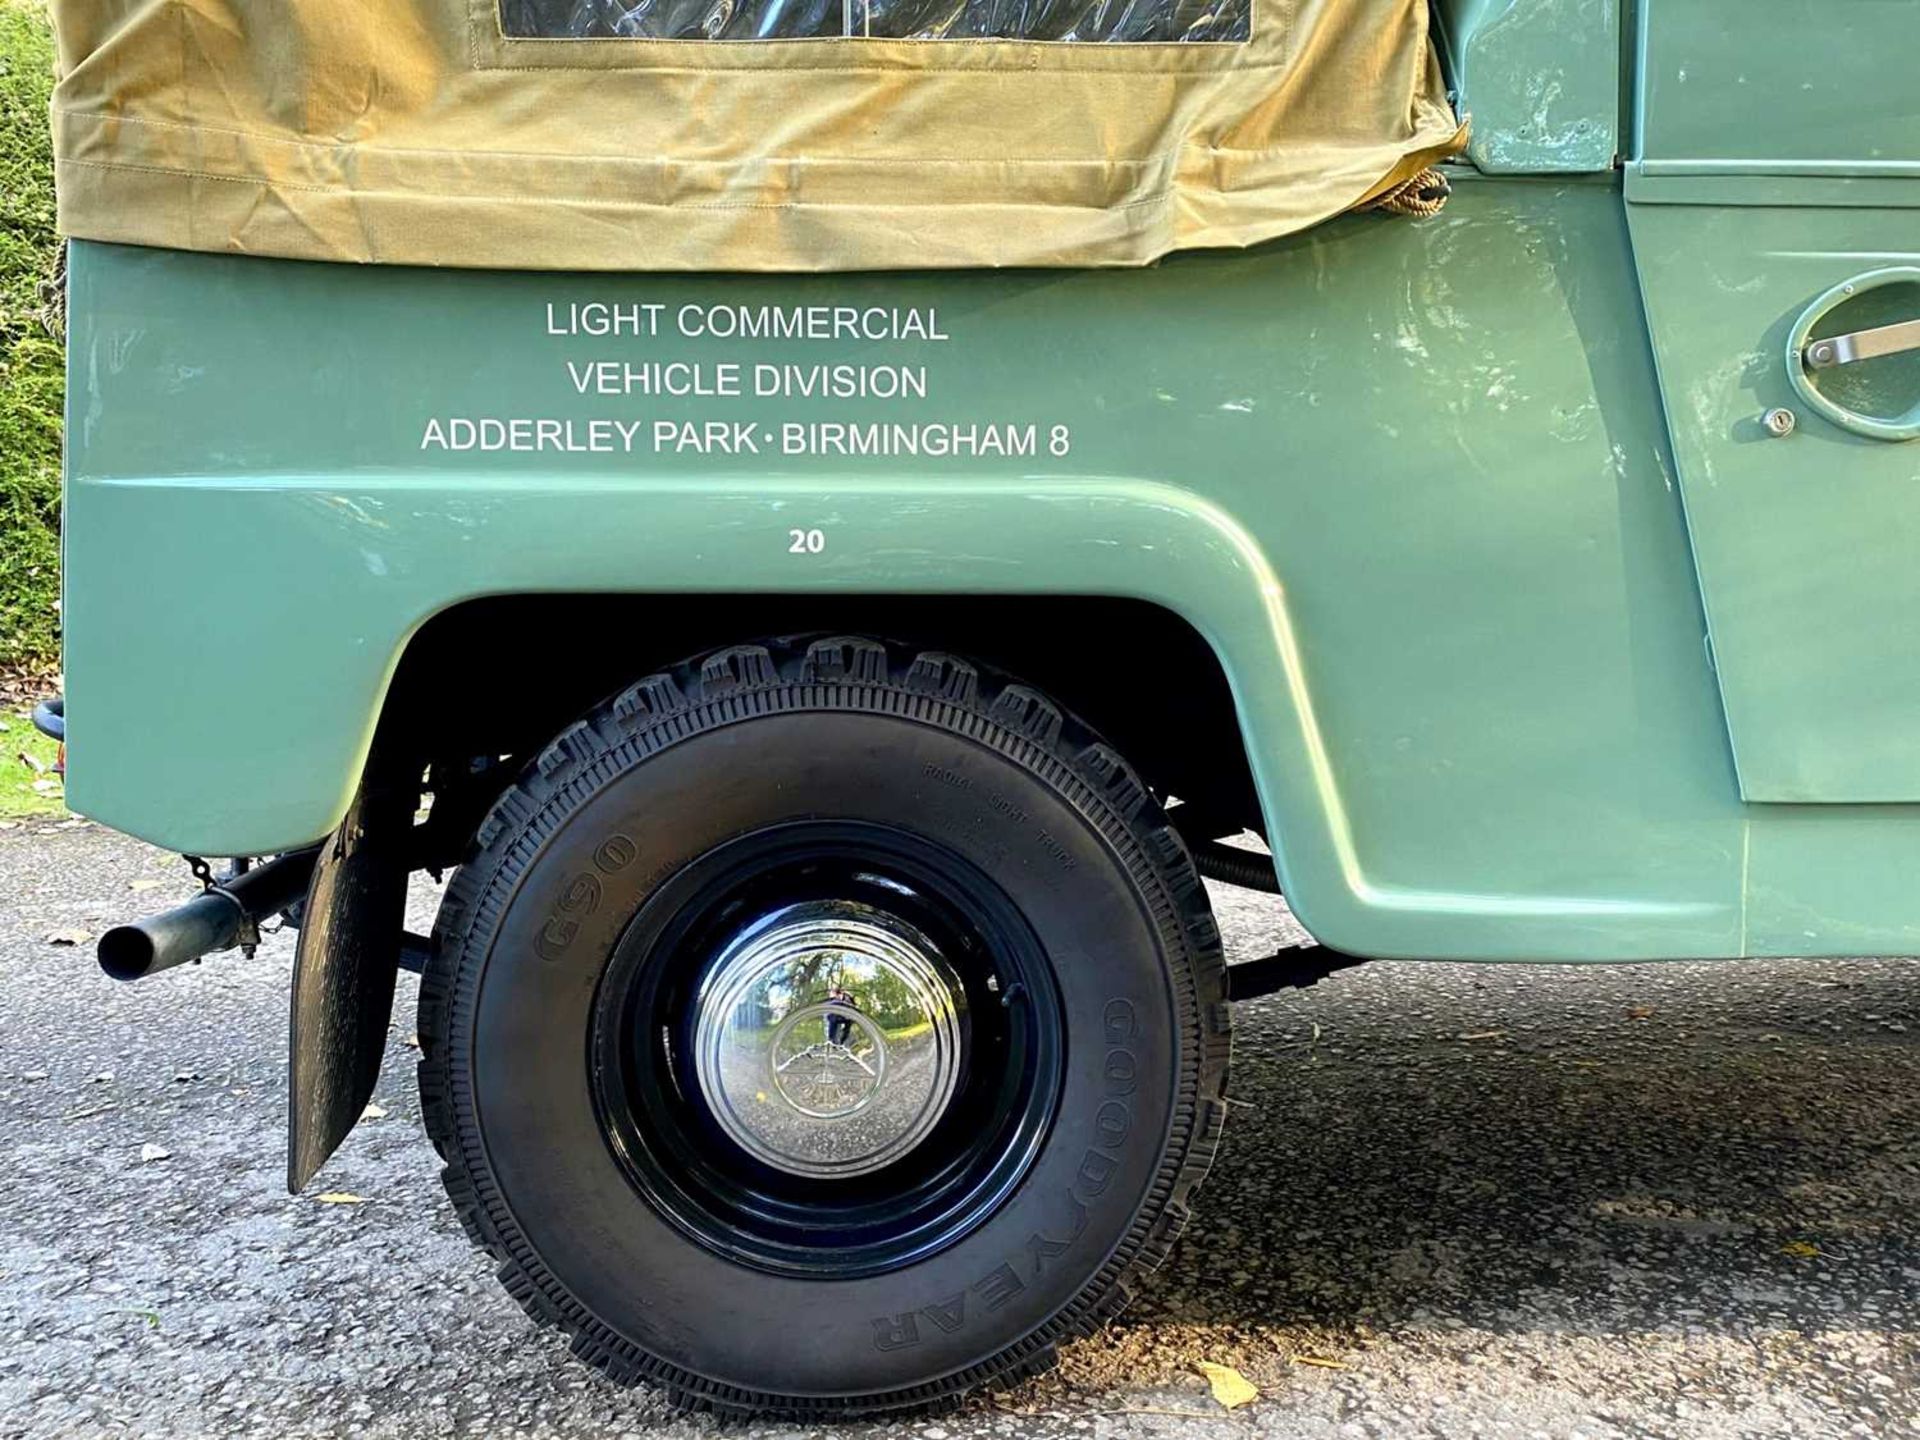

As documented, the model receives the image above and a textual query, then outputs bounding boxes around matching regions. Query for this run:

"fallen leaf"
[139,1143,171,1163]
[1626,1005,1656,1020]
[1292,1355,1350,1371]
[1456,1030,1507,1042]
[402,1033,422,1050]
[1781,1239,1820,1259]
[45,927,91,947]
[360,1103,388,1121]
[1194,1361,1258,1410]
[129,879,166,893]
[315,1192,369,1206]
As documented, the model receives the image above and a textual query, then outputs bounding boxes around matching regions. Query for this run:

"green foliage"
[0,706,62,817]
[0,1,61,671]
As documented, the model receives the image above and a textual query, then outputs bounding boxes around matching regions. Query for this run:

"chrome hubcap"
[692,900,967,1179]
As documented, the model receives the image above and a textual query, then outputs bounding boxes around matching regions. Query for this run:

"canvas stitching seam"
[55,108,1437,165]
[55,157,1187,210]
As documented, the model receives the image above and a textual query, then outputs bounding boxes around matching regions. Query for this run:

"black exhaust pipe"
[98,848,319,981]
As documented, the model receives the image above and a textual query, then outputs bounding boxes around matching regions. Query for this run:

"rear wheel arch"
[289,597,1278,1197]
[372,592,1271,866]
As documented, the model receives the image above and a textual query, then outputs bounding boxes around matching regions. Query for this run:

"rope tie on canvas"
[1368,167,1452,218]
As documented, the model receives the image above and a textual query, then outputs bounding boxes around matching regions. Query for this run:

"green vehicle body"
[60,0,1920,964]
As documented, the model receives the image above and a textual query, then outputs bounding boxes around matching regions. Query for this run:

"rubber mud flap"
[287,754,414,1192]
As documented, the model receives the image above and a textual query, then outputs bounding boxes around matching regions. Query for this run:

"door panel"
[1630,204,1920,800]
[1629,0,1920,801]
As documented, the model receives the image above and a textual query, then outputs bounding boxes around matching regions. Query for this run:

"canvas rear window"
[500,0,1250,41]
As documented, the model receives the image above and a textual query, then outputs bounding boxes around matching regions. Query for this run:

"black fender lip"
[30,695,64,743]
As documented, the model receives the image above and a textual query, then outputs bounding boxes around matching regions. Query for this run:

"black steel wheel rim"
[589,820,1066,1279]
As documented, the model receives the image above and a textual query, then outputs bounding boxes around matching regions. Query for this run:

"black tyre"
[418,637,1228,1417]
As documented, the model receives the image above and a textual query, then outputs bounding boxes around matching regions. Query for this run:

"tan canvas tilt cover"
[48,0,1464,272]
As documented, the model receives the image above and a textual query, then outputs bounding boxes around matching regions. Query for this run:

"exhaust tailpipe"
[98,848,319,981]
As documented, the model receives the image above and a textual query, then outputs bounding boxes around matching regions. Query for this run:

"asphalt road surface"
[2,821,1915,1439]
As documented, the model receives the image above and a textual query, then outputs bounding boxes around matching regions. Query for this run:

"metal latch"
[1804,316,1920,370]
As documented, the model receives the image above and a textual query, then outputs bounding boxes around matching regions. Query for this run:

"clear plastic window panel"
[501,0,1248,42]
